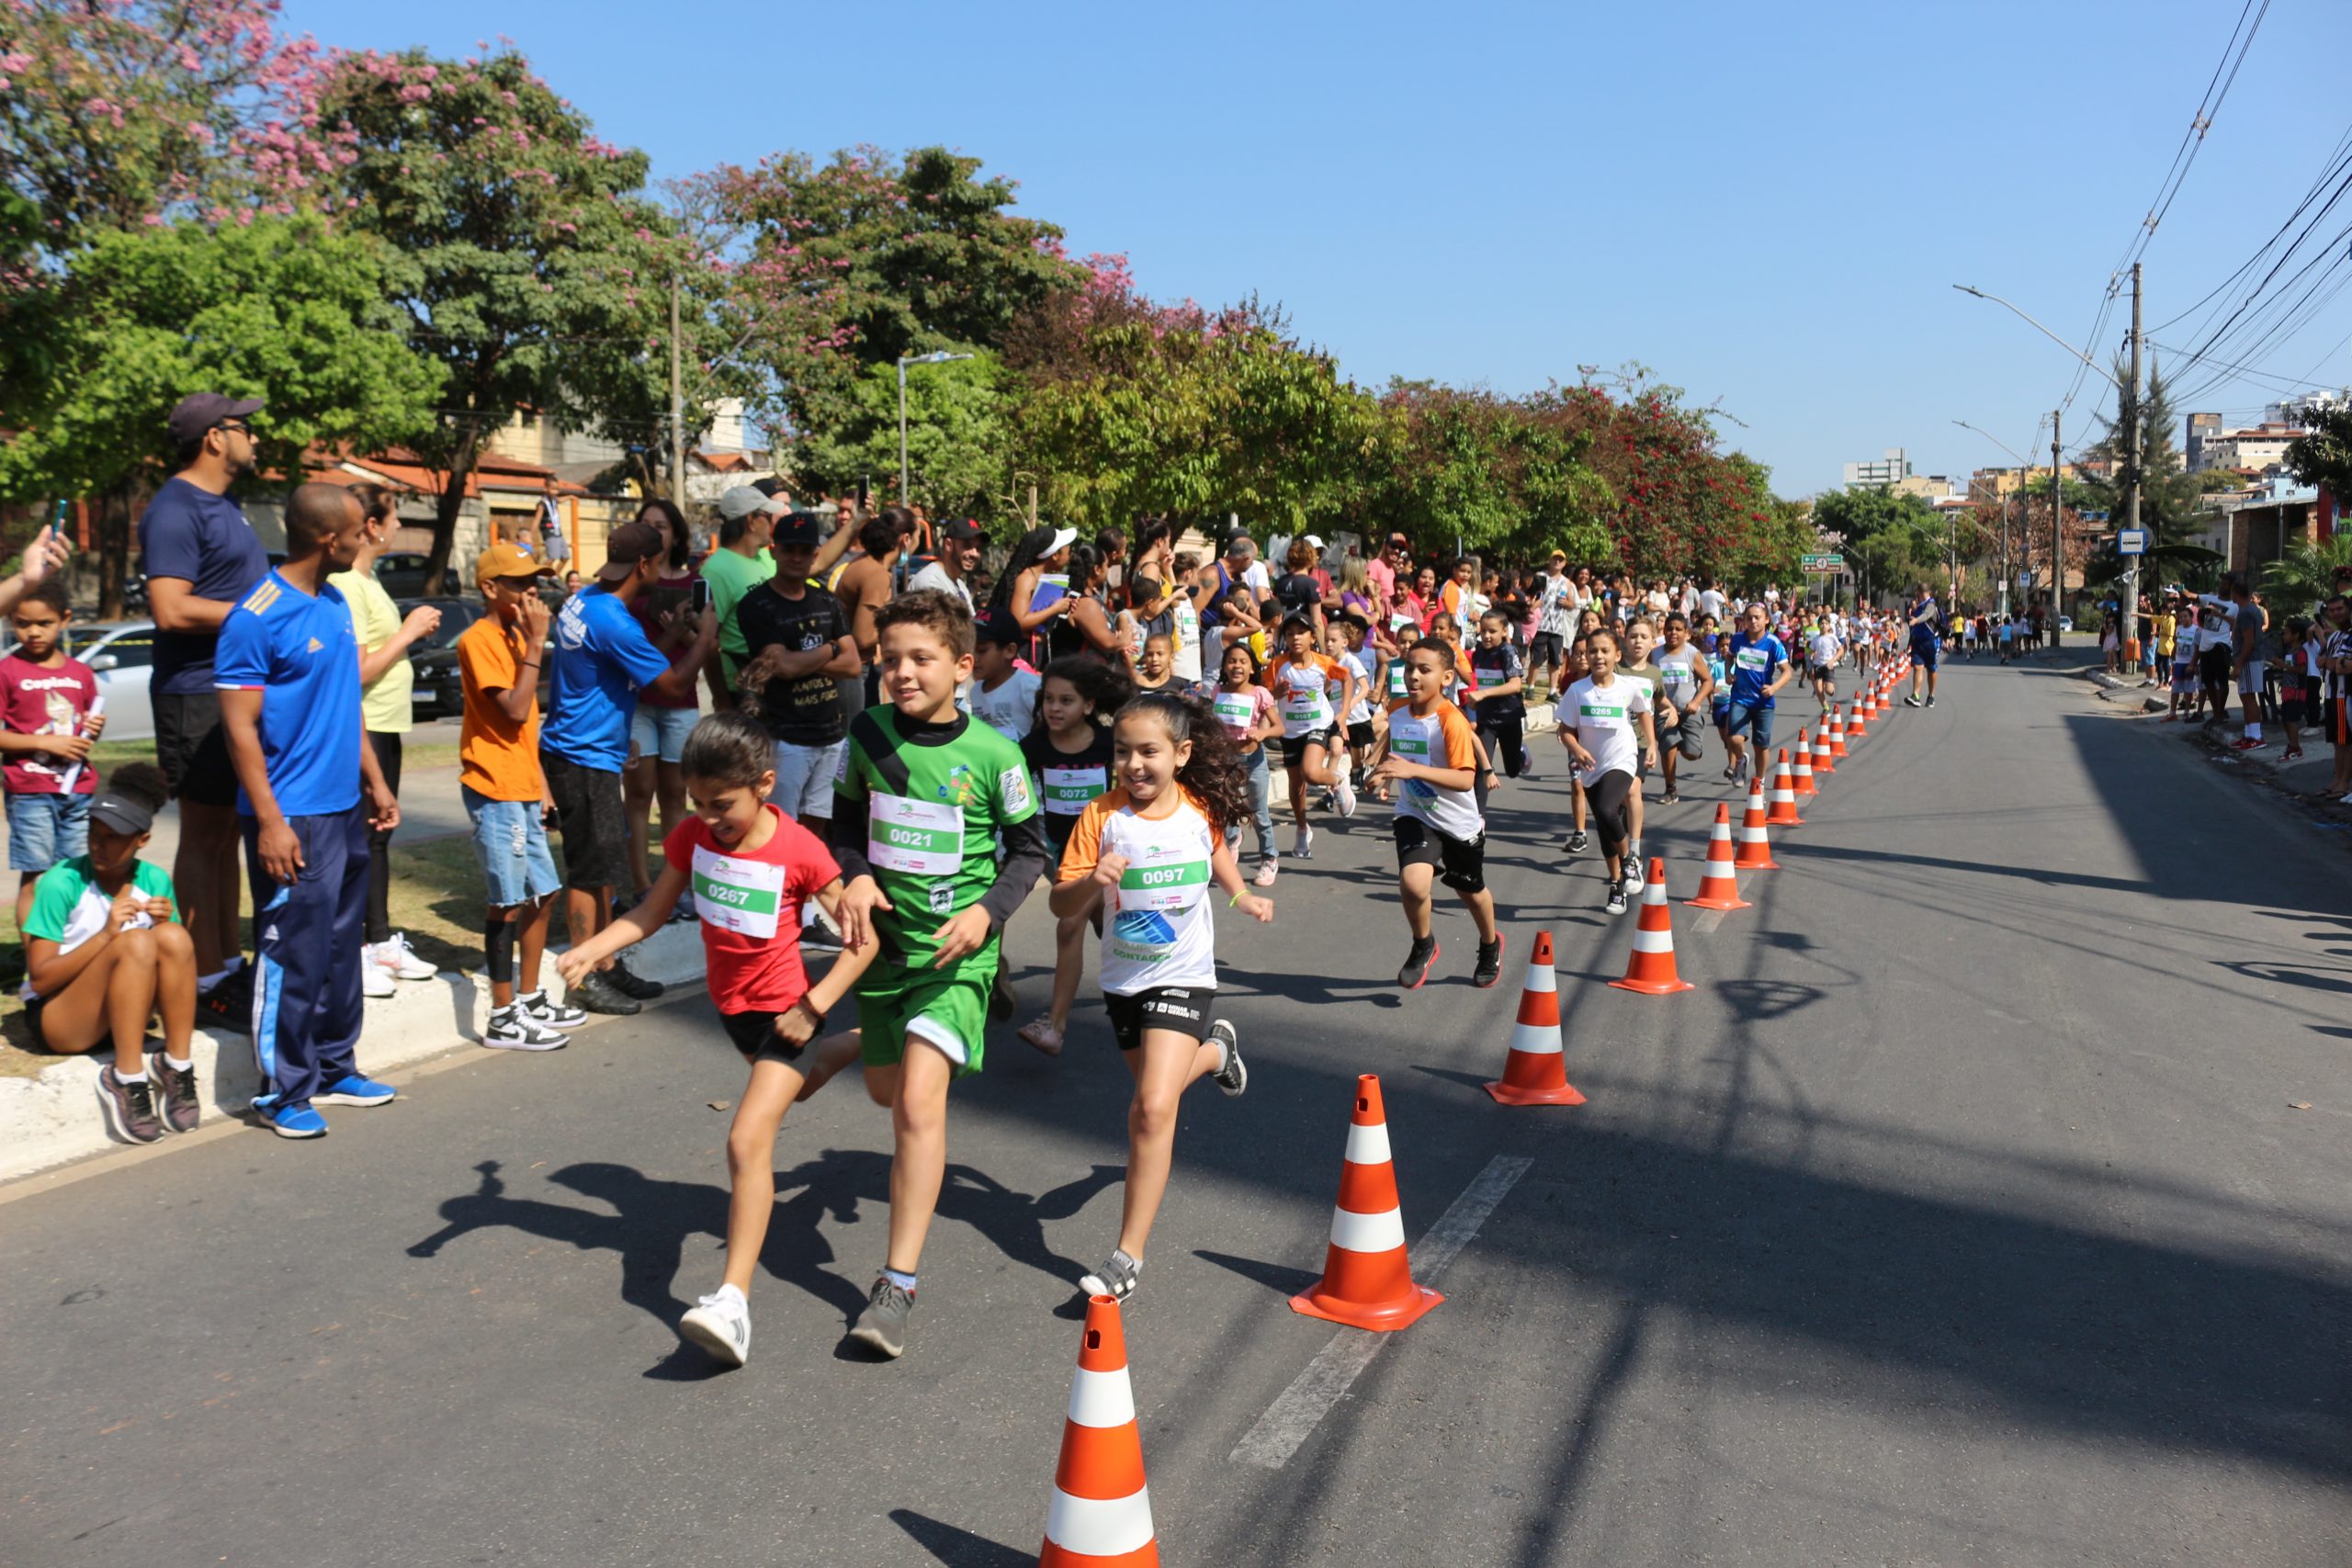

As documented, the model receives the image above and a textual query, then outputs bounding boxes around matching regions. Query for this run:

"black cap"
[973,608,1023,646]
[166,393,264,444]
[771,510,825,549]
[596,520,664,582]
[751,476,788,499]
[89,791,155,836]
[938,518,981,543]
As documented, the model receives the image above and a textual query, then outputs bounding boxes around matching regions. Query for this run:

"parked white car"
[0,621,159,743]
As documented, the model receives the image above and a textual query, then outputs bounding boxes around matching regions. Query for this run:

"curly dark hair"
[1038,655,1132,728]
[106,761,171,815]
[1114,690,1248,838]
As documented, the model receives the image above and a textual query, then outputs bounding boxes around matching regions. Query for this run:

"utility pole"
[2122,261,2145,682]
[2051,410,2063,649]
[669,273,687,515]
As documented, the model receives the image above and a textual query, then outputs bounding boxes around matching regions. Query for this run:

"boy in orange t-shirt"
[458,543,583,1050]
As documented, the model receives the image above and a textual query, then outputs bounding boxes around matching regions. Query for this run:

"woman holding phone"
[623,499,701,912]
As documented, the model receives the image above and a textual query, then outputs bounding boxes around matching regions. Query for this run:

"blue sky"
[288,0,2351,497]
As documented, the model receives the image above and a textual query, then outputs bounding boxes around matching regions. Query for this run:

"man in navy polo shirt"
[1903,582,1942,708]
[541,519,716,1014]
[217,484,401,1140]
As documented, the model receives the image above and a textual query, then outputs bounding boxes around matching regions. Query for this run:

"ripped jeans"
[463,785,563,907]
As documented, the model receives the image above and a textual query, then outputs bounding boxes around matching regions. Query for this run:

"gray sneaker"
[146,1050,200,1134]
[97,1066,164,1145]
[848,1276,913,1359]
[1078,1248,1142,1303]
[1209,1020,1247,1097]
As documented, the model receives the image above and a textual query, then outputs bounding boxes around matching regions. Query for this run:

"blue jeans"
[6,790,89,873]
[1227,746,1276,868]
[464,787,561,908]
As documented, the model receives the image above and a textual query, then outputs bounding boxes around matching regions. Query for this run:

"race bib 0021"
[867,794,964,875]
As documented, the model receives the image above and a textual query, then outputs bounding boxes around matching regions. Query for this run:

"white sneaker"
[361,961,396,998]
[1292,825,1315,860]
[1622,858,1645,895]
[1334,775,1358,818]
[372,934,437,981]
[518,989,587,1030]
[679,1285,750,1367]
[483,1004,567,1051]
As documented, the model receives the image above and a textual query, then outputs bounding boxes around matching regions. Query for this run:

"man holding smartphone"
[735,510,859,826]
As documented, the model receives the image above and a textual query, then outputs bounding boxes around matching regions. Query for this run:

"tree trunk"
[96,487,133,621]
[421,426,483,597]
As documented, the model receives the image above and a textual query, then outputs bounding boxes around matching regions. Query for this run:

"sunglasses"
[214,421,254,435]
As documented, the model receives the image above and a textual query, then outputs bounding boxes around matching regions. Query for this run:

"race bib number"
[691,844,786,939]
[1476,667,1510,689]
[1736,647,1770,672]
[1213,692,1255,731]
[1579,701,1629,720]
[1282,687,1331,729]
[1042,765,1103,815]
[867,794,963,875]
[1387,661,1406,696]
[1117,848,1209,912]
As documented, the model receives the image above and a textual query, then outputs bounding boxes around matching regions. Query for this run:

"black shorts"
[1102,986,1213,1053]
[1530,631,1565,670]
[541,749,630,892]
[1280,730,1335,768]
[1393,814,1486,894]
[720,1008,809,1065]
[2280,686,2311,727]
[1810,664,1837,684]
[153,689,239,808]
[1346,719,1375,753]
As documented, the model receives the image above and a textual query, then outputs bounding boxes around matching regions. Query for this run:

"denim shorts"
[629,704,699,765]
[770,739,845,822]
[7,790,89,873]
[464,786,561,908]
[1722,701,1775,752]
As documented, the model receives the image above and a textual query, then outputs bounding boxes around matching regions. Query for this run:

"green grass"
[83,738,462,779]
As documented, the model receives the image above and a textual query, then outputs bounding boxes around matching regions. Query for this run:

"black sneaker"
[1604,880,1630,917]
[1565,829,1589,855]
[605,961,665,1001]
[1926,695,1938,708]
[146,1049,200,1133]
[1208,1020,1247,1096]
[1472,935,1505,988]
[989,965,1017,1023]
[1903,694,1923,708]
[196,972,252,1034]
[1078,1249,1141,1303]
[97,1066,164,1144]
[1397,936,1439,990]
[568,969,641,1016]
[848,1275,913,1359]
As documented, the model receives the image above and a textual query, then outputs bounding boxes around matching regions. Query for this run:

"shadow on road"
[888,1507,1032,1566]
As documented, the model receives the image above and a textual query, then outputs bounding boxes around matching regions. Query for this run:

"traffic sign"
[2017,571,2032,588]
[1801,553,1845,575]
[2117,528,2147,556]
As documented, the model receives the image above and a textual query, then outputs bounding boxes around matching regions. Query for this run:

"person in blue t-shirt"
[217,484,401,1141]
[1903,583,1942,708]
[540,519,716,1016]
[1719,602,1792,785]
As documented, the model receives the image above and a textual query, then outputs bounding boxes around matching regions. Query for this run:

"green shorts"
[857,956,989,1076]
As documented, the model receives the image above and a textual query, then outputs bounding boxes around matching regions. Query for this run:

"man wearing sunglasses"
[140,392,272,1028]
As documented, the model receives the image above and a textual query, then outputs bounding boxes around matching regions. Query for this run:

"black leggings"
[1586,767,1634,854]
[1476,713,1526,778]
[365,729,401,946]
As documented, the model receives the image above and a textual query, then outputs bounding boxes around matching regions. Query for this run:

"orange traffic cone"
[1039,1294,1159,1567]
[1290,1075,1443,1331]
[1735,779,1779,872]
[1826,705,1849,759]
[1610,858,1695,996]
[1847,694,1871,739]
[1687,802,1749,910]
[1809,724,1836,777]
[1766,750,1804,827]
[1484,931,1585,1106]
[1792,731,1817,797]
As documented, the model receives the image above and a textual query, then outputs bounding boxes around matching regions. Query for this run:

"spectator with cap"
[216,483,403,1140]
[701,486,782,698]
[541,518,718,1015]
[736,509,858,827]
[908,517,981,612]
[140,390,271,1028]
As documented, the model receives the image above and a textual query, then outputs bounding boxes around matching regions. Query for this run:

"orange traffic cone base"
[1290,1281,1444,1331]
[1484,1076,1588,1107]
[1686,886,1749,911]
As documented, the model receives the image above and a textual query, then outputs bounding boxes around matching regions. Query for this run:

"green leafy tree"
[318,46,685,588]
[792,354,1010,522]
[1372,380,1611,563]
[2260,534,2352,612]
[2086,358,2203,540]
[0,214,441,612]
[2285,400,2352,504]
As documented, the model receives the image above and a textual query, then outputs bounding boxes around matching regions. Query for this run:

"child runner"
[1,581,104,928]
[1807,615,1843,707]
[1015,657,1130,1055]
[1370,637,1505,990]
[1461,608,1527,780]
[557,712,871,1368]
[1210,640,1282,882]
[1557,626,1657,916]
[1320,620,1374,801]
[1264,614,1357,856]
[1338,614,1385,790]
[1054,692,1269,1302]
[1614,618,1674,889]
[1129,631,1181,697]
[830,589,1050,1359]
[1653,613,1711,804]
[22,764,199,1144]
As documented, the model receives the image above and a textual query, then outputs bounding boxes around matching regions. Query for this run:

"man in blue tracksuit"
[217,483,402,1139]
[1903,582,1942,708]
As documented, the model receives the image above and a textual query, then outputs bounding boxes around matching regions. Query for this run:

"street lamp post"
[897,350,975,505]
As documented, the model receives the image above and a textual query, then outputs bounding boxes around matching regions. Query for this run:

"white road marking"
[1688,908,1727,935]
[1230,1154,1532,1470]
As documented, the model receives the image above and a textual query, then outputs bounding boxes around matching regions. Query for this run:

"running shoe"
[848,1276,914,1359]
[1604,880,1630,917]
[316,1072,398,1107]
[1622,858,1645,895]
[1251,859,1279,888]
[568,969,641,1016]
[96,1066,164,1145]
[2232,736,2266,751]
[1564,829,1589,855]
[989,965,1018,1023]
[147,1050,200,1134]
[1926,695,1937,708]
[1903,695,1923,708]
[1078,1249,1142,1303]
[2283,747,2305,761]
[1397,936,1439,990]
[1209,1020,1247,1096]
[1334,775,1358,818]
[484,1005,568,1051]
[679,1285,751,1368]
[198,972,253,1033]
[1292,826,1315,860]
[1472,935,1504,989]
[1659,789,1680,804]
[362,962,396,999]
[605,961,665,1001]
[263,1101,328,1140]
[799,910,843,953]
[519,990,587,1030]
[371,933,438,981]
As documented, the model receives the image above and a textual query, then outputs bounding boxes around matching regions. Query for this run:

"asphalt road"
[5,653,2347,1568]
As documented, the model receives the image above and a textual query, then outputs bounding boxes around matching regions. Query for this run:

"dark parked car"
[400,597,552,718]
[377,553,436,599]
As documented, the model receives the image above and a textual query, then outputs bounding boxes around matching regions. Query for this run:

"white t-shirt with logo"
[1562,674,1644,784]
[1057,786,1220,994]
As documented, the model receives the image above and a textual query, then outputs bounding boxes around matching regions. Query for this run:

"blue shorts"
[7,790,89,874]
[1912,636,1939,671]
[1722,701,1774,751]
[464,786,561,908]
[629,704,698,766]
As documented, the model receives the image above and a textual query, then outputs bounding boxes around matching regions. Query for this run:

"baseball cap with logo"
[771,510,826,550]
[597,521,665,583]
[937,518,981,544]
[476,540,557,587]
[166,392,264,445]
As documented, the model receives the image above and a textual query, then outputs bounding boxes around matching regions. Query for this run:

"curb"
[0,921,707,1185]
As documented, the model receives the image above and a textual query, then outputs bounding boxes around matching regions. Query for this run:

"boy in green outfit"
[830,588,1047,1358]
